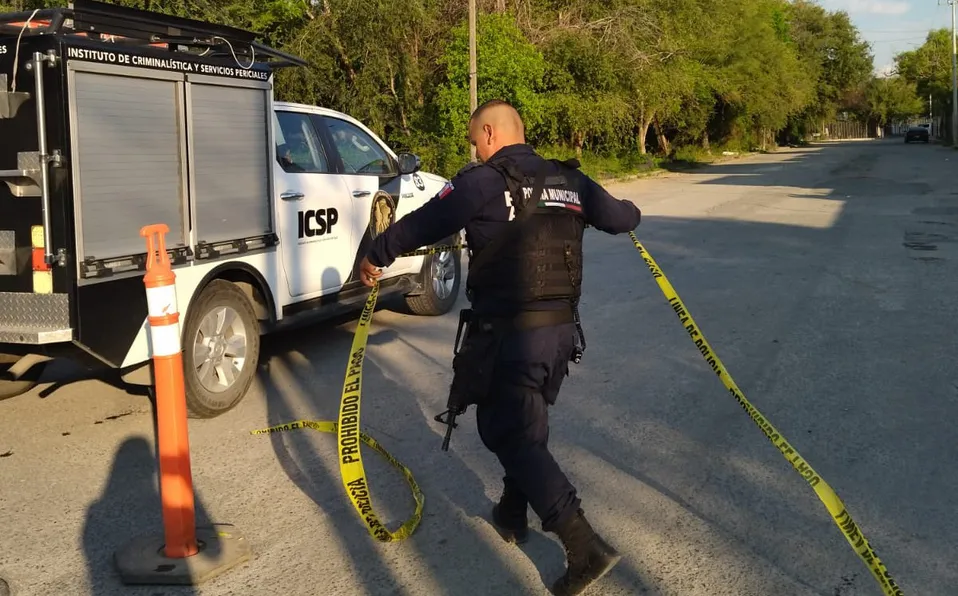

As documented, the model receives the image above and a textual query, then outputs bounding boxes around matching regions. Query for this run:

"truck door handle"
[280,191,304,202]
[352,190,371,198]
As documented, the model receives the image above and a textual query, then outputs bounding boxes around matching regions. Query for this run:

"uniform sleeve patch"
[438,182,455,199]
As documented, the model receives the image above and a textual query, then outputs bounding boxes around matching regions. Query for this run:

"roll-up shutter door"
[71,70,186,261]
[188,81,271,244]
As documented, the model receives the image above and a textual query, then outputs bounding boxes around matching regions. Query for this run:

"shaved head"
[469,99,526,162]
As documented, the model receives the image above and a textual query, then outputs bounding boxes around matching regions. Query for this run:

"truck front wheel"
[404,241,462,316]
[181,280,261,419]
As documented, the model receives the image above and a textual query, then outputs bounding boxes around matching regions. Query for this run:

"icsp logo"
[297,207,339,238]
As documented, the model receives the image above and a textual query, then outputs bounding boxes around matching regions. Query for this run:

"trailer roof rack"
[0,0,308,69]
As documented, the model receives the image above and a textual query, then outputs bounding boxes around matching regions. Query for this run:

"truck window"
[324,117,396,176]
[274,111,329,174]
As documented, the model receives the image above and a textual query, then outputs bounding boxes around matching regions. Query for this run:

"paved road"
[2,138,956,596]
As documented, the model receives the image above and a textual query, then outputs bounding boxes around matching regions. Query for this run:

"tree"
[0,0,888,176]
[433,11,547,170]
[537,29,633,156]
[895,29,952,105]
[784,0,874,138]
[847,76,924,129]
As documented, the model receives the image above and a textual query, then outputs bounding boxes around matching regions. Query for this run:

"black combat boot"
[551,509,621,596]
[490,476,529,544]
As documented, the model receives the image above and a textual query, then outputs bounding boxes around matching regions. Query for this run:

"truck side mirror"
[398,153,421,175]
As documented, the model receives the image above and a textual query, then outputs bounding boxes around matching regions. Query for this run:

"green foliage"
[893,28,954,139]
[434,12,548,169]
[782,0,874,137]
[895,29,953,104]
[0,0,910,178]
[850,76,925,126]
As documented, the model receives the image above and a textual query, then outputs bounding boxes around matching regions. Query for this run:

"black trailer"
[0,0,306,400]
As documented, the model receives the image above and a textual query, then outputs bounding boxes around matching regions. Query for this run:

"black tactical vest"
[465,154,586,309]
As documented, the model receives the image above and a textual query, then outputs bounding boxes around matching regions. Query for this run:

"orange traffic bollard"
[140,223,198,559]
[113,223,250,586]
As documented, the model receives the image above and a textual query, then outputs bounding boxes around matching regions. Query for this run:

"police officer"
[359,99,642,595]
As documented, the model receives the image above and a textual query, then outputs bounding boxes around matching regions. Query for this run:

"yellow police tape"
[251,282,425,542]
[627,231,904,596]
[398,243,466,257]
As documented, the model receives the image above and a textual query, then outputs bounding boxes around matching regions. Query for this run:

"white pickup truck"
[0,0,462,416]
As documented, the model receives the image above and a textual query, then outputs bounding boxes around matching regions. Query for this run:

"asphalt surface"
[2,138,956,596]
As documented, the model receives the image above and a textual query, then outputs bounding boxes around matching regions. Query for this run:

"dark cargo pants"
[475,321,582,533]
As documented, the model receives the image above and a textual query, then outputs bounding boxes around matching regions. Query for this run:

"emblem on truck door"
[412,172,425,191]
[369,191,396,240]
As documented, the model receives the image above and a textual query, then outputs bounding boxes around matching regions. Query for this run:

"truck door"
[316,114,410,282]
[273,110,355,298]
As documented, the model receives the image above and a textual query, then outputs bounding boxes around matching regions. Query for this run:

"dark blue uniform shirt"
[367,144,642,314]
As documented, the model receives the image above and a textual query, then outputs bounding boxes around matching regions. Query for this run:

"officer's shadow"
[257,313,566,594]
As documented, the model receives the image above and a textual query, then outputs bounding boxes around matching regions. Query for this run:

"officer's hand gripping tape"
[628,231,904,596]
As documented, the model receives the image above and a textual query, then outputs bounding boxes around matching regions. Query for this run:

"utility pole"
[946,0,958,146]
[930,94,934,137]
[952,0,957,146]
[468,0,478,162]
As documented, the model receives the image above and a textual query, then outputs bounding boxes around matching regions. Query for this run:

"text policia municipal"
[66,47,270,81]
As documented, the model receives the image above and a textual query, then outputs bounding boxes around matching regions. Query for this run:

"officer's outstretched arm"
[579,175,642,234]
[366,170,490,268]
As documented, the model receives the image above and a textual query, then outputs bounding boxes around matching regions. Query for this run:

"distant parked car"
[905,126,930,143]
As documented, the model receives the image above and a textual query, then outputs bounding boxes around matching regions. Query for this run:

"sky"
[819,0,955,75]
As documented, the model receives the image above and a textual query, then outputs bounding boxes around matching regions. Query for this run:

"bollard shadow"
[81,394,220,596]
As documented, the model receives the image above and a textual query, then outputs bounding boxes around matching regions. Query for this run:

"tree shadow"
[553,140,958,594]
[576,425,825,594]
[256,311,564,594]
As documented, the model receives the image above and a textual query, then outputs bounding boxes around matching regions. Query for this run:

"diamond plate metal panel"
[0,292,71,334]
[17,152,41,172]
[0,231,15,276]
[0,327,73,344]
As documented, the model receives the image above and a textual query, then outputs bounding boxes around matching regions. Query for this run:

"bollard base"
[114,524,251,586]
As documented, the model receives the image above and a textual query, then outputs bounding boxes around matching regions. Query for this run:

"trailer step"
[0,292,72,345]
[0,325,73,345]
[0,152,42,197]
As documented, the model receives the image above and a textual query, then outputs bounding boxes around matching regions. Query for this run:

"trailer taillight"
[31,225,52,294]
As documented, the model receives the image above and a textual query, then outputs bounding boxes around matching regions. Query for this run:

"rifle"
[434,308,472,451]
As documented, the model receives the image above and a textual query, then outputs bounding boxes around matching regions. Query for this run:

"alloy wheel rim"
[192,306,247,393]
[431,251,456,300]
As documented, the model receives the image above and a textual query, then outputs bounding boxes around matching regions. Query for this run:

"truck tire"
[0,354,47,401]
[181,279,261,419]
[404,242,462,316]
